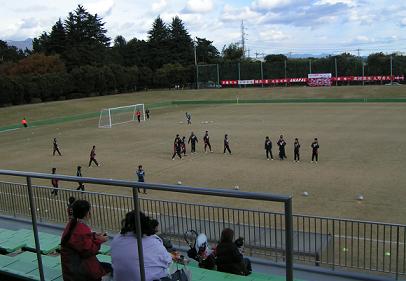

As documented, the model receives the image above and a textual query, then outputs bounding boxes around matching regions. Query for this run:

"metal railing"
[0,179,405,280]
[0,169,294,281]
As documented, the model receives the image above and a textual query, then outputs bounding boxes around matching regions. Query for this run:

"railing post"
[27,176,45,281]
[133,187,146,281]
[285,197,293,281]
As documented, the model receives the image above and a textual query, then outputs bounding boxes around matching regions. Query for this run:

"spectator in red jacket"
[60,200,111,281]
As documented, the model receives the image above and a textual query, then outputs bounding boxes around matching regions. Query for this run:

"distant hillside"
[6,38,33,50]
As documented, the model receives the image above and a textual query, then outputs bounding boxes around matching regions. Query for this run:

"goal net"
[98,104,145,128]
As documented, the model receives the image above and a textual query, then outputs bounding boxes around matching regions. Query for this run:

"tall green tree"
[147,16,170,69]
[63,5,110,68]
[169,16,193,66]
[195,37,220,64]
[222,43,243,61]
[48,19,67,55]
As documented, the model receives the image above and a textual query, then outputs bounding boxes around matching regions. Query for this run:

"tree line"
[0,5,405,106]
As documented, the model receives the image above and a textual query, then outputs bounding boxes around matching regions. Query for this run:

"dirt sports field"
[0,86,405,224]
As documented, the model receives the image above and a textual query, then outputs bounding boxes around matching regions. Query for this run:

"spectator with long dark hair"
[60,200,111,281]
[216,228,251,276]
[111,211,172,281]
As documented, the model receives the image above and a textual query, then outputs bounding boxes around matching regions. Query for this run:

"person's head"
[176,134,179,137]
[72,200,91,220]
[220,228,235,243]
[149,219,159,234]
[225,134,228,138]
[295,138,298,142]
[182,136,185,140]
[206,130,208,134]
[93,145,96,149]
[120,210,156,236]
[68,196,75,205]
[266,136,269,140]
[54,138,56,141]
[52,167,56,174]
[315,138,318,142]
[138,165,142,170]
[280,135,283,139]
[191,132,194,135]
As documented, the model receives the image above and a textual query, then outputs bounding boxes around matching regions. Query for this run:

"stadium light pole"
[194,39,199,89]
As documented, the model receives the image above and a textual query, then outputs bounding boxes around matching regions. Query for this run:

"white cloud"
[401,18,406,27]
[151,0,167,13]
[252,0,292,10]
[183,0,214,14]
[221,4,262,22]
[85,0,115,17]
[259,29,290,41]
[316,0,355,6]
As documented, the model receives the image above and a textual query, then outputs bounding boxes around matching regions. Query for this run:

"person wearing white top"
[111,211,172,281]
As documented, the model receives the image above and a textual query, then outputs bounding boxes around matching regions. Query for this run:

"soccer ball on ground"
[177,181,182,185]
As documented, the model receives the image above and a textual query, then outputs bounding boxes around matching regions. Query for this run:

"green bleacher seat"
[0,255,15,268]
[26,266,62,281]
[99,244,111,254]
[15,251,61,268]
[97,254,112,263]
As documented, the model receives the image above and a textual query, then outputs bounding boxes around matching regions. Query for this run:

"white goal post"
[98,104,145,128]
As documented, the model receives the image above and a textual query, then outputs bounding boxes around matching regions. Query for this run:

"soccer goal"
[98,104,145,128]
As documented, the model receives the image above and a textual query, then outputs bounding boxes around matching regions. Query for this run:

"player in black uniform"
[145,109,150,119]
[223,134,232,154]
[188,132,198,153]
[172,138,182,160]
[294,138,300,162]
[203,131,213,153]
[88,145,99,167]
[181,136,187,155]
[76,166,85,191]
[53,138,62,156]
[311,138,320,163]
[277,135,287,160]
[265,136,273,160]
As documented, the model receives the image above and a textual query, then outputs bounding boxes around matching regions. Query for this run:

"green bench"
[0,228,60,254]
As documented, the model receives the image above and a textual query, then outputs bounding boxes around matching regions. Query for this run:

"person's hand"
[96,233,109,242]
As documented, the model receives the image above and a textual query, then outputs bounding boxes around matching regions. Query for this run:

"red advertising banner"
[221,75,404,86]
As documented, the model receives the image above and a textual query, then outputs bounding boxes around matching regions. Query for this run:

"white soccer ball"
[302,191,309,197]
[179,121,184,124]
[177,181,182,185]
[234,185,239,190]
[357,195,364,201]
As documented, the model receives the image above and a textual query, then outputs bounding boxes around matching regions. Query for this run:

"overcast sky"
[1,0,406,56]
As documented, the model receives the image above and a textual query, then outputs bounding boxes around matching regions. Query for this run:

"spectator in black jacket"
[265,136,273,160]
[216,228,251,276]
